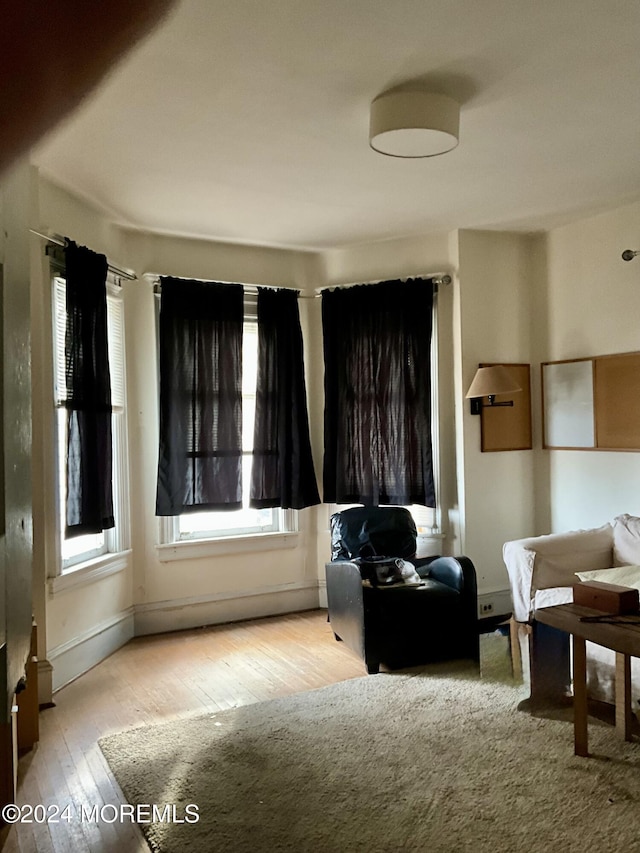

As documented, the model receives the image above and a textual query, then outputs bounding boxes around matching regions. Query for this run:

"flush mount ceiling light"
[369,90,460,158]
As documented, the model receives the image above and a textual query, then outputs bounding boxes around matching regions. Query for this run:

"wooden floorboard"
[0,610,363,852]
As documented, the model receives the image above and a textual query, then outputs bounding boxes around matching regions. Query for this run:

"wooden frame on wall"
[480,362,532,452]
[542,351,640,451]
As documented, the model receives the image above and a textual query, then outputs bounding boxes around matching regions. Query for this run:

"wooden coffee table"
[535,602,640,757]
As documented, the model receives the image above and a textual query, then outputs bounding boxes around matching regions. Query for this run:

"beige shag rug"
[99,634,640,853]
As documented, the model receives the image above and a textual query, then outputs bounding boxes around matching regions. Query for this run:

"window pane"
[176,313,280,539]
[178,453,278,537]
[179,507,276,537]
[62,532,105,564]
[57,401,108,566]
[54,273,127,568]
[242,320,257,451]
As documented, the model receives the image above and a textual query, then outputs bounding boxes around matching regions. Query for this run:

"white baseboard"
[317,577,327,609]
[49,608,135,693]
[134,581,320,636]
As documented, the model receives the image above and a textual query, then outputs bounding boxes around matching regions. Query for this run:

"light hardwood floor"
[1,610,364,853]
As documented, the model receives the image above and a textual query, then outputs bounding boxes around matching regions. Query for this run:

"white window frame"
[156,289,298,560]
[51,272,131,581]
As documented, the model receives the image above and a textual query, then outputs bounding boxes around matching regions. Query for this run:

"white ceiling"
[32,0,640,251]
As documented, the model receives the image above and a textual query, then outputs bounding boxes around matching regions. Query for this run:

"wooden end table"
[535,602,640,757]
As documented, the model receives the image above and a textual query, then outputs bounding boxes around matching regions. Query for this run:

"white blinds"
[106,293,125,409]
[52,275,67,405]
[53,276,125,410]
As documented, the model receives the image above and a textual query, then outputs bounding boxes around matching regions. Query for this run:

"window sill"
[156,531,300,562]
[48,550,131,597]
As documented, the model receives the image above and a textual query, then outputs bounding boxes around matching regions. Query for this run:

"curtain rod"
[30,230,138,281]
[144,272,316,299]
[145,271,451,297]
[316,273,451,292]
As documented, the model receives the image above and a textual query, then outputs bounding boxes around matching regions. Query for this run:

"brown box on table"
[573,580,640,614]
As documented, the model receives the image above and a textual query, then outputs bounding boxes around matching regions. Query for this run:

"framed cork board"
[542,351,640,450]
[480,363,532,452]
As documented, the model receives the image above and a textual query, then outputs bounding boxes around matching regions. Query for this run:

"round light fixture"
[369,90,460,158]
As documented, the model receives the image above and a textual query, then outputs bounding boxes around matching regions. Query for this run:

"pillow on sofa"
[576,564,640,591]
[612,514,640,566]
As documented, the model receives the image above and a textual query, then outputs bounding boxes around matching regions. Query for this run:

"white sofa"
[503,514,640,705]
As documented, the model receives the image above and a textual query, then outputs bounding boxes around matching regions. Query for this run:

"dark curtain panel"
[156,278,244,515]
[250,288,320,510]
[322,277,436,507]
[64,240,114,536]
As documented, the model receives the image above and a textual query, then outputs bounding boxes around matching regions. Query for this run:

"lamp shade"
[369,90,460,158]
[465,365,522,399]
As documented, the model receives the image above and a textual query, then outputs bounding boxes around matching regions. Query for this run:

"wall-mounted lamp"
[622,249,640,261]
[465,365,522,415]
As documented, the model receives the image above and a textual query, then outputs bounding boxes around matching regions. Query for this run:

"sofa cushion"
[534,555,604,590]
[531,524,614,590]
[612,514,640,566]
[576,563,640,591]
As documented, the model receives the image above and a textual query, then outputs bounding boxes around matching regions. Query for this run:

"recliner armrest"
[427,556,478,625]
[325,560,365,608]
[427,556,470,592]
[325,560,367,664]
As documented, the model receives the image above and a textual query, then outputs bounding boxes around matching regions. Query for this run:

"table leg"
[572,635,588,757]
[615,652,633,742]
[508,617,524,681]
[529,621,571,705]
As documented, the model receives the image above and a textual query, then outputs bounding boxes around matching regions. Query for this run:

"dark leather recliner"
[325,506,479,674]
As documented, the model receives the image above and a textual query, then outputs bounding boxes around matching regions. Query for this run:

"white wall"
[537,200,640,531]
[456,230,537,593]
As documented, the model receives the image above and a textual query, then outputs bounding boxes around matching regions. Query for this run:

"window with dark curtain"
[156,278,244,515]
[250,287,320,510]
[64,240,114,536]
[322,277,436,507]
